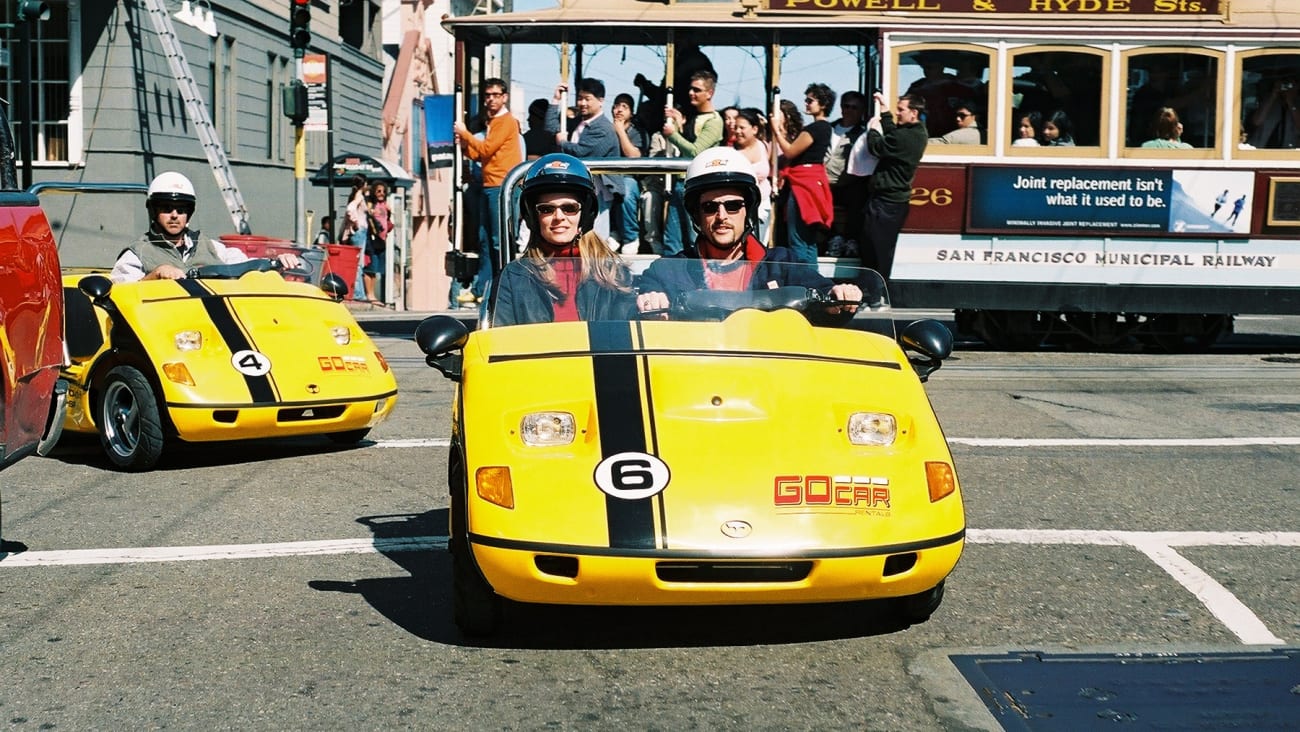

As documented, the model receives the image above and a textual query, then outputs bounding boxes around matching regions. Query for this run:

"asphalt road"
[1,313,1297,730]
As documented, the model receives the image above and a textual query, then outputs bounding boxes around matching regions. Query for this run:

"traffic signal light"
[17,0,51,22]
[289,0,311,53]
[283,80,309,125]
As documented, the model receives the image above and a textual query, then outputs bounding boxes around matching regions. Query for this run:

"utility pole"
[15,0,50,191]
[285,0,312,246]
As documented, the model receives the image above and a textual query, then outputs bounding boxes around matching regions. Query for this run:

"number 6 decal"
[593,452,670,500]
[231,349,272,376]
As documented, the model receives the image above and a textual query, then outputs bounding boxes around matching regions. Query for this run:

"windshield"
[486,259,891,334]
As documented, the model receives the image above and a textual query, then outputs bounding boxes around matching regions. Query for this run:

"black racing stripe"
[184,283,277,404]
[491,349,902,371]
[468,527,967,559]
[634,320,669,549]
[588,320,656,550]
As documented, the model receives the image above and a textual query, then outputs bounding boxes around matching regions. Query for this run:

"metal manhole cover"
[952,649,1300,730]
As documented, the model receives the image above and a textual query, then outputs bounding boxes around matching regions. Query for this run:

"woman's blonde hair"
[521,230,632,296]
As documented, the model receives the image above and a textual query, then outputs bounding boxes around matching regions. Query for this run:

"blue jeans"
[661,181,689,256]
[473,185,502,299]
[784,195,818,264]
[350,229,367,299]
[611,176,640,245]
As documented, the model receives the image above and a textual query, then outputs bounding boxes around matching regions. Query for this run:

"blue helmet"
[520,153,599,233]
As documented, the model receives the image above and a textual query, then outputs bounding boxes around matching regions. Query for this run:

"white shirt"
[110,233,248,283]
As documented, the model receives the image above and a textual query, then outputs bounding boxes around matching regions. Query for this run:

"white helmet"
[147,171,197,210]
[682,146,761,231]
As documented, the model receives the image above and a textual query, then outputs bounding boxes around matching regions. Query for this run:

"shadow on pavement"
[311,510,923,649]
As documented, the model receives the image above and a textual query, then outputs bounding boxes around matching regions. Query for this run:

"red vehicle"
[0,107,65,492]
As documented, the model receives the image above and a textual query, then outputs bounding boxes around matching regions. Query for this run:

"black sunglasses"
[688,86,706,93]
[156,203,193,214]
[535,202,582,216]
[699,199,746,215]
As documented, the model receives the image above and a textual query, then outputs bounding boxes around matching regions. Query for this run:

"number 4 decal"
[593,452,671,500]
[231,349,272,376]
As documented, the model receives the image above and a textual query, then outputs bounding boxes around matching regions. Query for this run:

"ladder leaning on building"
[139,0,251,234]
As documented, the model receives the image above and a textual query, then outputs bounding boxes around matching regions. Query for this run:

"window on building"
[340,0,380,56]
[212,36,237,155]
[1,3,71,163]
[267,53,290,161]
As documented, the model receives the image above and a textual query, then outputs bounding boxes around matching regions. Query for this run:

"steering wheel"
[187,256,314,281]
[639,286,858,320]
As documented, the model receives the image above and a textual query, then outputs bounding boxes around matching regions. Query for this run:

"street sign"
[301,53,329,132]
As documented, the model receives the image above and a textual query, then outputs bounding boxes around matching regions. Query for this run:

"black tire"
[447,440,502,636]
[326,428,371,444]
[452,546,503,637]
[98,365,166,471]
[893,580,946,625]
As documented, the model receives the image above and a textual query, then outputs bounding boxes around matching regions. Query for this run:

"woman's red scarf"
[544,243,582,322]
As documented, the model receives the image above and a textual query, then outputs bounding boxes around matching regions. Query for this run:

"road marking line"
[948,437,1300,447]
[372,437,1300,450]
[968,529,1300,546]
[968,529,1296,645]
[373,438,451,448]
[0,537,447,567]
[1130,539,1285,646]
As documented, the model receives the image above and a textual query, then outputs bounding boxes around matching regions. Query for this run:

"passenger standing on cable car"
[860,92,927,283]
[770,83,835,264]
[453,77,524,303]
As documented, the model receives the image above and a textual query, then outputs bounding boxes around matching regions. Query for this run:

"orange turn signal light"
[161,361,195,386]
[476,466,515,509]
[925,461,957,503]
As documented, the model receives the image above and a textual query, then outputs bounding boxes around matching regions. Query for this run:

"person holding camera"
[1248,75,1300,149]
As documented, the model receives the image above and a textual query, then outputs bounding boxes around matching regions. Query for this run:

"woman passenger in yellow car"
[489,153,635,325]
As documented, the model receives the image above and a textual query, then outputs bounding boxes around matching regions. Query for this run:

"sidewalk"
[344,300,476,336]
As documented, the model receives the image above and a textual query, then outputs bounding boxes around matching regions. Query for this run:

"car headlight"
[174,330,202,351]
[847,412,897,446]
[331,326,351,345]
[521,412,576,446]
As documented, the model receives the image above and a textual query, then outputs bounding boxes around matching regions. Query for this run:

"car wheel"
[893,580,945,624]
[447,439,503,636]
[452,547,503,637]
[326,428,371,444]
[98,365,166,471]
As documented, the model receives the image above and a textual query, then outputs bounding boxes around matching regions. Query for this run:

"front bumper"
[469,531,965,606]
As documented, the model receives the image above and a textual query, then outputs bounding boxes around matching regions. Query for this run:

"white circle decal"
[593,452,671,500]
[231,349,272,376]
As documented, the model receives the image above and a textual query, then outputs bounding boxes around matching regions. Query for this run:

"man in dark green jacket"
[862,92,927,281]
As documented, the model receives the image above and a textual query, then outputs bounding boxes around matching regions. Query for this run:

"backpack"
[825,123,865,185]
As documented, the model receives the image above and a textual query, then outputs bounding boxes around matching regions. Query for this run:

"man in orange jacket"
[454,77,524,301]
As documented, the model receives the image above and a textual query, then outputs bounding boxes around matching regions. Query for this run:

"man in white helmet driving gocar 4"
[635,147,860,316]
[110,171,300,283]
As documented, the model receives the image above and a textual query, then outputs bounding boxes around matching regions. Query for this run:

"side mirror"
[78,274,114,305]
[899,319,953,382]
[415,315,470,381]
